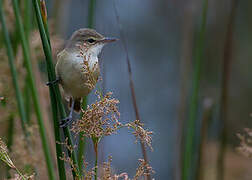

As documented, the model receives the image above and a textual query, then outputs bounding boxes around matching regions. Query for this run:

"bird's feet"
[46,77,60,86]
[60,115,74,128]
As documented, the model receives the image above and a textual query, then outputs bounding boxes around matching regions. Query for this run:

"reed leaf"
[11,0,56,179]
[32,0,80,178]
[182,0,208,179]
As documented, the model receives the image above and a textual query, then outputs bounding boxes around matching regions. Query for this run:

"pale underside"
[55,49,100,98]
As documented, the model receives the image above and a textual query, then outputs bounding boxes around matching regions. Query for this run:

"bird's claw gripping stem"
[60,98,75,128]
[60,116,73,128]
[46,77,60,86]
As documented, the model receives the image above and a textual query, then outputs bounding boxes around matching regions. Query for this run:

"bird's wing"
[55,49,68,79]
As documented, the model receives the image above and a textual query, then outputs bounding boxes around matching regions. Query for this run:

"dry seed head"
[133,159,154,180]
[78,45,100,90]
[59,152,79,175]
[9,174,35,180]
[71,92,121,138]
[126,120,153,151]
[0,138,15,169]
[237,128,252,158]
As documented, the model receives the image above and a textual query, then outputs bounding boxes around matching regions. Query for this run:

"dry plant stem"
[217,1,238,180]
[182,0,208,179]
[196,99,213,180]
[11,0,56,179]
[0,0,29,140]
[0,139,26,180]
[32,0,80,178]
[6,114,14,178]
[93,139,99,180]
[113,2,151,180]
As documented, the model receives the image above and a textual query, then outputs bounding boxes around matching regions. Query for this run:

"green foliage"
[32,0,80,179]
[182,0,208,179]
[11,0,56,179]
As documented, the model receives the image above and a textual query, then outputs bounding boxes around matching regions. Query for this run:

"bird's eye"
[87,38,95,43]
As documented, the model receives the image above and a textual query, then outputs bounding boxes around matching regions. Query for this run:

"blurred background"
[0,0,252,179]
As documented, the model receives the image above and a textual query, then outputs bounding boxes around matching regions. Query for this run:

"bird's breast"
[56,51,100,98]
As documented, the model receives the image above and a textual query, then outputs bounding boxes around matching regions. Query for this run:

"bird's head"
[66,28,118,56]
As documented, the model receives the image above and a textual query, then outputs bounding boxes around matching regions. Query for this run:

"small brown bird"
[48,28,117,127]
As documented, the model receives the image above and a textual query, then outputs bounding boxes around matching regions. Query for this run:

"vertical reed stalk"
[113,2,151,180]
[87,0,96,28]
[40,2,67,175]
[176,5,195,180]
[78,98,87,172]
[92,138,99,180]
[11,0,56,179]
[32,0,80,178]
[0,0,29,139]
[217,1,238,180]
[196,98,213,180]
[23,0,33,124]
[38,3,66,177]
[24,0,32,39]
[182,0,208,179]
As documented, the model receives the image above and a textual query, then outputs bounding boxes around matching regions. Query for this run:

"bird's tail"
[69,97,81,112]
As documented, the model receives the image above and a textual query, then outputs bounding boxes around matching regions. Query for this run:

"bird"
[47,28,118,127]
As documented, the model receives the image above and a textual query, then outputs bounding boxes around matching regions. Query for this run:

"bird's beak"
[100,37,119,43]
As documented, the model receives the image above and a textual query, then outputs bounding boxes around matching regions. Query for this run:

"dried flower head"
[126,120,153,151]
[78,45,99,90]
[237,128,252,158]
[133,159,154,180]
[100,156,154,180]
[57,138,79,174]
[100,156,128,180]
[72,92,121,138]
[0,138,15,169]
[59,151,79,175]
[9,174,34,180]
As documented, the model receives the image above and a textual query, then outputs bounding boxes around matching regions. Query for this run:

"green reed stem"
[32,0,80,178]
[24,78,31,124]
[23,0,33,124]
[0,0,29,139]
[78,97,87,173]
[87,0,96,28]
[11,0,56,179]
[182,0,208,179]
[37,1,66,179]
[24,0,32,39]
[94,153,98,180]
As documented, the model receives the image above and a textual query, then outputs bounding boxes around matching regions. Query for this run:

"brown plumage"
[54,28,118,127]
